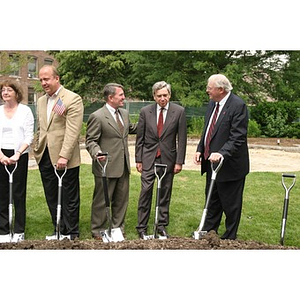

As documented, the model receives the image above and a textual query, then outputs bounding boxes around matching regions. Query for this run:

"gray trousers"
[91,166,129,237]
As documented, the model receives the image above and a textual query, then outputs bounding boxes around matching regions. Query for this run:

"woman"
[0,80,34,243]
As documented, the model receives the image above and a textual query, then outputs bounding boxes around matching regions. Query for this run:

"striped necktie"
[204,103,219,159]
[115,109,124,134]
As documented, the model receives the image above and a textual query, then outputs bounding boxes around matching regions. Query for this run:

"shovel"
[280,173,296,245]
[4,162,18,242]
[193,156,224,239]
[143,163,168,240]
[96,152,124,243]
[53,165,67,240]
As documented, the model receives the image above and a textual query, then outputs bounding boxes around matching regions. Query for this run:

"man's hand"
[56,157,68,169]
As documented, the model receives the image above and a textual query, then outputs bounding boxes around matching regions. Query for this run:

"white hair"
[208,74,233,92]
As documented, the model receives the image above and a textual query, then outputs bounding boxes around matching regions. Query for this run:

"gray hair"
[103,83,124,101]
[152,81,171,97]
[208,74,233,92]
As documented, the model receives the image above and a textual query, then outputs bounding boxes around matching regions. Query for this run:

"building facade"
[0,51,58,104]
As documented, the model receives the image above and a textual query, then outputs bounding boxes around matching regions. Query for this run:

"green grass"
[24,165,300,247]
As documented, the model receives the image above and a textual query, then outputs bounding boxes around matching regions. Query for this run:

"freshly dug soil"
[0,231,297,250]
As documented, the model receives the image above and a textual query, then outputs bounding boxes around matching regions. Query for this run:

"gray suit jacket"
[135,102,187,173]
[85,105,137,178]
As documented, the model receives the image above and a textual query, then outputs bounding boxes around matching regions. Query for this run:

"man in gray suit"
[135,81,187,239]
[85,83,137,239]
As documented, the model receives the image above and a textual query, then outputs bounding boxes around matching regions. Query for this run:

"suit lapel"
[40,96,48,130]
[211,95,232,139]
[103,105,121,135]
[161,103,175,136]
[47,87,65,130]
[149,104,158,136]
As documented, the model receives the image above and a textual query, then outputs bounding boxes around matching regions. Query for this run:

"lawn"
[25,164,300,247]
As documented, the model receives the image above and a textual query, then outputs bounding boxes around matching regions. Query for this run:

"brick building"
[0,51,58,104]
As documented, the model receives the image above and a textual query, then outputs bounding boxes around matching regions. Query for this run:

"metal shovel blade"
[142,234,168,240]
[100,227,124,243]
[193,230,208,240]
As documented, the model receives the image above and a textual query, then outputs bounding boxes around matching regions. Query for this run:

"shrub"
[248,119,261,137]
[187,116,204,137]
[250,101,300,137]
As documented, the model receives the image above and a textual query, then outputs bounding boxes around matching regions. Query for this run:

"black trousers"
[203,166,246,240]
[0,149,28,234]
[136,157,174,233]
[39,147,80,236]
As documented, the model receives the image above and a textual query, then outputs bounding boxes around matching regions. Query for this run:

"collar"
[47,86,62,99]
[106,103,118,115]
[217,91,231,107]
[157,102,169,112]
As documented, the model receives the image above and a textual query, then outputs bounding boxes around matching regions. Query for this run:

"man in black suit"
[135,81,187,239]
[194,74,249,240]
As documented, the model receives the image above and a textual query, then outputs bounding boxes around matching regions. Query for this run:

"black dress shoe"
[158,228,169,238]
[138,231,148,240]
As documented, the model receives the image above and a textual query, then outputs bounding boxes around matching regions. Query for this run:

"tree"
[51,51,129,103]
[50,50,297,106]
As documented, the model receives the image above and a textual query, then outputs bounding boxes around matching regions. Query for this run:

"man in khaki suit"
[34,65,83,240]
[85,83,136,239]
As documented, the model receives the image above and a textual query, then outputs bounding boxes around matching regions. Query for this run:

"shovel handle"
[5,162,18,183]
[210,156,224,180]
[154,164,167,184]
[54,165,67,187]
[96,152,109,176]
[282,173,296,196]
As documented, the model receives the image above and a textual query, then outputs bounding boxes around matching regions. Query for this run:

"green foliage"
[250,101,300,137]
[264,111,289,137]
[187,116,204,137]
[247,119,261,137]
[51,50,300,108]
[286,122,300,138]
[52,51,128,100]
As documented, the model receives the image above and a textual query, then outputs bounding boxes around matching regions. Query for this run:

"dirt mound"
[0,231,296,250]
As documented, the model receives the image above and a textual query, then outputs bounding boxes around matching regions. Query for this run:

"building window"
[28,57,37,78]
[44,58,53,65]
[28,87,36,104]
[9,54,20,77]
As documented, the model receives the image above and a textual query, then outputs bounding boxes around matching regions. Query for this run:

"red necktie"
[204,103,219,159]
[156,108,164,157]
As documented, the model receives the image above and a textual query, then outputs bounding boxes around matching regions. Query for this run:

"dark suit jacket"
[85,105,137,178]
[135,102,187,173]
[197,92,249,182]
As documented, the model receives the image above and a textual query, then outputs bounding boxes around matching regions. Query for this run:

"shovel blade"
[193,230,208,240]
[101,228,124,243]
[142,234,168,240]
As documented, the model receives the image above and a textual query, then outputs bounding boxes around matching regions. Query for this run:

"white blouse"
[0,104,34,154]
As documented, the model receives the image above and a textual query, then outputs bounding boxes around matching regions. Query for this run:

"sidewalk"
[29,140,300,172]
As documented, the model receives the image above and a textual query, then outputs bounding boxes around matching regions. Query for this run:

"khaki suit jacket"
[33,86,84,168]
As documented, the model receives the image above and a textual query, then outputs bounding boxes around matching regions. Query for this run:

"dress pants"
[0,149,28,234]
[136,157,174,233]
[39,147,80,237]
[91,161,129,237]
[203,166,246,239]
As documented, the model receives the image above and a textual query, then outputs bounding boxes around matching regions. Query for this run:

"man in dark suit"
[194,74,249,240]
[135,81,187,239]
[85,83,137,239]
